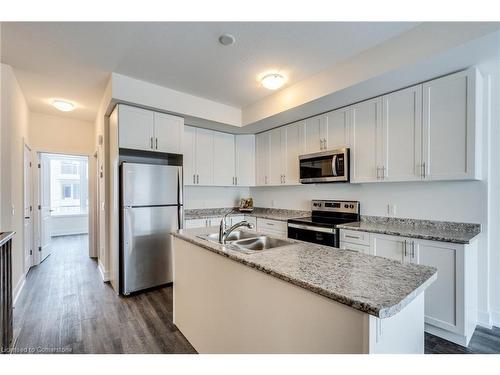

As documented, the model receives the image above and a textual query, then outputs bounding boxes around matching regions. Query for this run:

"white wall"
[184,186,250,209]
[29,112,94,155]
[51,215,88,237]
[0,63,30,298]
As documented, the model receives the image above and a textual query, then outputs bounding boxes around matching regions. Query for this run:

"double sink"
[198,230,291,252]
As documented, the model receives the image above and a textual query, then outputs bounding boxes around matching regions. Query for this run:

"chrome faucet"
[219,210,253,244]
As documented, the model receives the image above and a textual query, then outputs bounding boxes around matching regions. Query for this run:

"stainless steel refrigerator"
[120,162,183,295]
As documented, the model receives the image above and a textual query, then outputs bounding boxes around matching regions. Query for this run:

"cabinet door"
[256,132,270,185]
[325,108,350,150]
[118,105,154,151]
[235,135,255,186]
[370,234,408,263]
[283,121,304,185]
[154,112,184,154]
[422,69,477,180]
[182,126,197,186]
[304,115,325,153]
[381,85,422,181]
[351,98,383,183]
[212,131,235,186]
[269,128,283,185]
[414,240,463,333]
[195,128,214,186]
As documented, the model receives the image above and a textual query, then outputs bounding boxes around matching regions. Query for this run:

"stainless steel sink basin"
[230,236,291,251]
[198,230,258,242]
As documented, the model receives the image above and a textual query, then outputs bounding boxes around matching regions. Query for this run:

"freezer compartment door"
[122,206,179,294]
[122,163,182,207]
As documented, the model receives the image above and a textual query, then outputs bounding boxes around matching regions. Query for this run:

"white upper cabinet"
[283,121,304,185]
[118,105,154,151]
[183,126,197,186]
[351,97,383,183]
[118,105,184,154]
[235,135,255,186]
[154,112,184,154]
[213,132,235,186]
[381,85,422,182]
[256,132,270,185]
[325,108,351,150]
[194,128,214,186]
[304,114,327,153]
[422,68,481,181]
[269,128,284,185]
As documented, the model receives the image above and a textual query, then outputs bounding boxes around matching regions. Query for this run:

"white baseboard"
[492,310,500,328]
[98,260,110,282]
[477,309,493,329]
[13,274,26,307]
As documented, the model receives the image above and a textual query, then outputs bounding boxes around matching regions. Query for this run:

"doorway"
[23,143,33,273]
[34,153,90,265]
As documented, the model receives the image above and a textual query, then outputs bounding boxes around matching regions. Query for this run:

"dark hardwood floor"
[11,234,500,354]
[12,235,196,354]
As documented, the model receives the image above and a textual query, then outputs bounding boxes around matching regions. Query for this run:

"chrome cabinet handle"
[235,176,237,185]
[411,241,415,259]
[283,174,286,184]
[193,174,196,184]
[150,137,154,149]
[197,174,199,184]
[345,235,360,239]
[423,162,426,179]
[381,166,385,179]
[376,167,380,179]
[403,240,407,257]
[155,137,158,149]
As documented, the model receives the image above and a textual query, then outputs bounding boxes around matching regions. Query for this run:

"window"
[49,155,88,216]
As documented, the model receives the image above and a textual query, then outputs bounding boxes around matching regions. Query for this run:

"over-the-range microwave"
[299,148,350,184]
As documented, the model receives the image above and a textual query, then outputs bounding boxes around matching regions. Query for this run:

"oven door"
[287,223,339,247]
[299,148,349,183]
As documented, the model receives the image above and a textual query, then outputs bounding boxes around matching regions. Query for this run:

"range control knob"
[350,204,354,208]
[344,204,349,208]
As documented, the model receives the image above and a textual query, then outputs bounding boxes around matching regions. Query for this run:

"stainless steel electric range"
[287,200,360,248]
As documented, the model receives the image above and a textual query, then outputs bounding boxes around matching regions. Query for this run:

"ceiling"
[1,22,419,122]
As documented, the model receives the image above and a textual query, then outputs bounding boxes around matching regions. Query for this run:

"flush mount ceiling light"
[260,73,287,90]
[52,100,75,112]
[218,33,235,46]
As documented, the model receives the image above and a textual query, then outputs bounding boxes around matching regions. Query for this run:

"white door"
[256,132,270,185]
[304,115,323,153]
[118,105,155,151]
[325,108,351,150]
[422,69,475,180]
[370,234,408,263]
[351,98,383,183]
[195,128,214,185]
[382,85,422,181]
[154,112,183,154]
[23,145,33,273]
[283,121,303,185]
[413,240,463,333]
[39,154,52,262]
[182,126,197,185]
[269,128,283,185]
[235,135,255,186]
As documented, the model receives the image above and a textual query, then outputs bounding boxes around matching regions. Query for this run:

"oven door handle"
[288,223,335,233]
[332,154,338,176]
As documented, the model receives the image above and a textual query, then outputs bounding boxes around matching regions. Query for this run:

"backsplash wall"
[184,186,250,209]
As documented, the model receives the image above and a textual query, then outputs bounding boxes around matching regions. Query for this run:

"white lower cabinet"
[341,229,478,347]
[256,218,287,238]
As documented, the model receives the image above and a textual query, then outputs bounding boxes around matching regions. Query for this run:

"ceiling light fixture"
[52,100,75,112]
[218,33,235,46]
[260,73,286,90]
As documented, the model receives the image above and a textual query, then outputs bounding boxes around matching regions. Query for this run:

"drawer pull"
[345,235,361,239]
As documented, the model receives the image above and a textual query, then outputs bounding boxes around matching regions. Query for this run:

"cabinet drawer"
[340,229,369,245]
[258,226,287,239]
[257,218,287,232]
[339,241,370,254]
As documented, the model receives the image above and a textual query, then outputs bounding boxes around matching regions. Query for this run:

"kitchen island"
[172,227,437,354]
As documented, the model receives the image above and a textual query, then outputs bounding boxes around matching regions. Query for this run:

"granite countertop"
[172,227,437,319]
[0,231,15,247]
[337,216,481,244]
[184,207,310,222]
